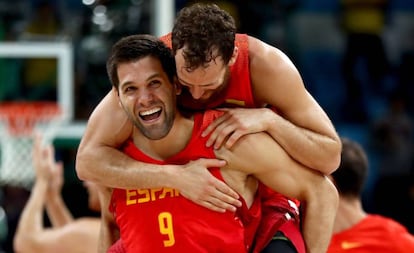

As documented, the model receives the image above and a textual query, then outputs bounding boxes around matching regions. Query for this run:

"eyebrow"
[178,77,215,87]
[120,73,162,88]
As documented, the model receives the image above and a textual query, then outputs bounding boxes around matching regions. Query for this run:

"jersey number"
[158,212,175,247]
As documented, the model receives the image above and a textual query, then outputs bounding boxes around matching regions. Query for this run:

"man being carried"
[99,34,338,253]
[77,3,341,252]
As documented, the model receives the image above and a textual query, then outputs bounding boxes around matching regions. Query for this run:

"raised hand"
[173,158,242,213]
[32,134,54,182]
[202,107,274,149]
[47,160,64,198]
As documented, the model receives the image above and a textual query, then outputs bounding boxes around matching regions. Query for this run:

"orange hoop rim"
[0,101,62,136]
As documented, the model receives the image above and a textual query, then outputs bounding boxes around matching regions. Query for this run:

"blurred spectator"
[371,91,413,177]
[13,135,100,253]
[370,91,414,233]
[327,137,414,252]
[339,0,390,122]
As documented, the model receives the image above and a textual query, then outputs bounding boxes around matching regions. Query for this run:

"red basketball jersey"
[328,215,414,253]
[110,110,261,252]
[160,33,304,253]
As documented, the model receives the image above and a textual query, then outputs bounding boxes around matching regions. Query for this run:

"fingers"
[214,179,240,202]
[223,131,243,149]
[201,113,230,138]
[199,158,227,168]
[202,111,247,149]
[199,192,242,213]
[205,117,238,148]
[196,165,242,212]
[180,158,241,213]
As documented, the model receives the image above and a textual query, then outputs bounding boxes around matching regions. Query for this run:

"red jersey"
[328,214,414,253]
[110,110,262,253]
[160,33,304,253]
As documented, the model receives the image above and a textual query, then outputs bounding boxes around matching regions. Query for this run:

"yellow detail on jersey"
[126,188,180,205]
[341,241,363,250]
[159,212,175,247]
[224,99,245,106]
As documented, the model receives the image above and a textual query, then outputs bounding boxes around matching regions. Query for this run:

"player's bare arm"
[249,36,341,174]
[97,185,119,253]
[76,89,241,212]
[204,36,341,175]
[216,132,339,253]
[45,159,74,227]
[15,218,100,253]
[14,137,100,253]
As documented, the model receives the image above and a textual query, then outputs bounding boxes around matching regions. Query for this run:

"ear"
[173,77,182,95]
[111,87,122,107]
[228,46,238,67]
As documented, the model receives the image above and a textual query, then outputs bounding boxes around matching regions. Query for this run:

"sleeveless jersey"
[327,214,414,253]
[160,33,303,253]
[110,110,261,253]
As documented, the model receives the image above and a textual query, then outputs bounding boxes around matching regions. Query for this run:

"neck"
[133,112,194,160]
[333,196,367,233]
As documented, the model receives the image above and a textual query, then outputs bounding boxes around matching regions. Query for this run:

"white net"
[0,102,66,189]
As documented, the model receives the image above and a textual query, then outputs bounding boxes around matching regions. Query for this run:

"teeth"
[140,107,161,116]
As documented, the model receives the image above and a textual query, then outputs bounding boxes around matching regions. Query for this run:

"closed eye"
[124,86,137,93]
[148,79,162,88]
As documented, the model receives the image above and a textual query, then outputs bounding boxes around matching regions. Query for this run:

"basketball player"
[76,3,341,252]
[327,137,414,253]
[13,135,100,253]
[98,34,338,253]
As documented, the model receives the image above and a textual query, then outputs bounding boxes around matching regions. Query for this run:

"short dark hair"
[172,3,236,71]
[107,34,176,89]
[332,137,369,197]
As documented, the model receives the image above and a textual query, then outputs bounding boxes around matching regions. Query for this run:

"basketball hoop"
[0,101,66,188]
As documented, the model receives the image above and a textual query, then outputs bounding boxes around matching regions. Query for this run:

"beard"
[177,69,230,110]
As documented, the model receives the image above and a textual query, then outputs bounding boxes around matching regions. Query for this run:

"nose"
[137,89,153,106]
[190,86,205,99]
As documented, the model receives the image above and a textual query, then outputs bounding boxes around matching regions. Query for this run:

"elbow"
[75,149,93,181]
[320,152,341,175]
[323,177,339,208]
[13,231,33,253]
[305,175,339,213]
[13,233,23,253]
[324,138,342,175]
[315,138,342,175]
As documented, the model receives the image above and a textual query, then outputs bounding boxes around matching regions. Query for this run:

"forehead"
[117,56,166,84]
[175,48,226,86]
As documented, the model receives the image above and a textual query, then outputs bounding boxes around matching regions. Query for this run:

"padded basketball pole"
[152,0,175,37]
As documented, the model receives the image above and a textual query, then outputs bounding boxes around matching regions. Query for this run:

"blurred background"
[0,0,413,252]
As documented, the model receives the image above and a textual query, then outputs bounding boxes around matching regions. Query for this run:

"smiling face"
[116,56,177,140]
[174,48,233,104]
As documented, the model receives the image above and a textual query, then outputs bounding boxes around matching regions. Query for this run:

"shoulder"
[245,35,303,105]
[247,35,294,73]
[365,215,411,234]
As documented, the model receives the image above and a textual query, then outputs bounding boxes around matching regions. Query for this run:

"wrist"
[163,164,182,189]
[263,107,279,132]
[47,192,63,203]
